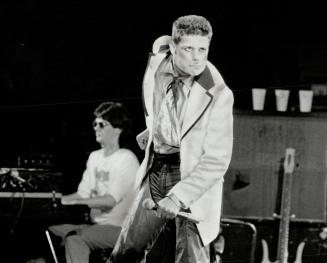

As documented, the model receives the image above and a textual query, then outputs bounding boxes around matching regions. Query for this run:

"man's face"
[170,35,210,76]
[93,117,120,145]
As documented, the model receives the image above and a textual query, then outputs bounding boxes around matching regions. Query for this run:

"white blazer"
[135,36,234,246]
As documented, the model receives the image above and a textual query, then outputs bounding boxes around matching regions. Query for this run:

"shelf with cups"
[252,88,313,112]
[244,85,327,117]
[234,108,327,119]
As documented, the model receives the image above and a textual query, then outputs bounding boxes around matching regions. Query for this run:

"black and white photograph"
[0,1,327,263]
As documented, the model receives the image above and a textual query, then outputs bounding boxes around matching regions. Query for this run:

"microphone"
[142,198,202,224]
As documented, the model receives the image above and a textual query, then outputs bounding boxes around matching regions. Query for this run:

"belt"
[153,151,180,164]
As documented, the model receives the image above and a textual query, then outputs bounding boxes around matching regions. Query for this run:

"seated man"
[49,101,139,263]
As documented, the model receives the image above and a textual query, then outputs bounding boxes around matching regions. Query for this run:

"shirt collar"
[160,55,176,76]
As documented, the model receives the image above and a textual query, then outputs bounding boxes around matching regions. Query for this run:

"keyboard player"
[48,102,139,263]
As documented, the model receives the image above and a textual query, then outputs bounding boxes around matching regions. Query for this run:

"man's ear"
[114,127,122,136]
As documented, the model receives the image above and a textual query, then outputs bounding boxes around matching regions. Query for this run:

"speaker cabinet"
[222,113,327,222]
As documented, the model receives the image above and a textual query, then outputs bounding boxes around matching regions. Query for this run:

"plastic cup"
[252,88,266,111]
[275,89,290,112]
[299,90,313,112]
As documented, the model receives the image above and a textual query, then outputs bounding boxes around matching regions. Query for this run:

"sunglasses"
[92,120,110,129]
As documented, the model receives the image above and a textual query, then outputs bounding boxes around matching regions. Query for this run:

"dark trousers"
[109,152,210,263]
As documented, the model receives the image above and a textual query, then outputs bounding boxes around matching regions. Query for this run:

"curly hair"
[172,15,213,44]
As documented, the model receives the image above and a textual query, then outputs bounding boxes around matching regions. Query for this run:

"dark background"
[0,1,327,262]
[0,0,326,191]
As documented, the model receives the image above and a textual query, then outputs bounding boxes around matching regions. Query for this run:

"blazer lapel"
[181,66,215,140]
[181,83,213,140]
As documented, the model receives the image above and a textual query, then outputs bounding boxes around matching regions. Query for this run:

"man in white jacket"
[110,15,233,263]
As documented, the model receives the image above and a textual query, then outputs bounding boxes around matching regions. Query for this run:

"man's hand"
[156,195,180,219]
[136,129,149,150]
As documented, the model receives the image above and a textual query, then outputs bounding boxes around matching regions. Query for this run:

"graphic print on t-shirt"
[96,169,110,182]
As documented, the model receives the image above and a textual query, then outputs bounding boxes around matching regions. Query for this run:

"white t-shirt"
[77,148,139,226]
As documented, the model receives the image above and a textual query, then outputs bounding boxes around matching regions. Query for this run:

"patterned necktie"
[168,77,184,114]
[153,77,184,150]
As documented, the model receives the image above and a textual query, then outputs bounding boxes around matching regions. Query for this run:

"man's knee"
[65,233,81,248]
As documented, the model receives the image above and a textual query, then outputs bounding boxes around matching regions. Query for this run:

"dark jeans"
[109,152,210,263]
